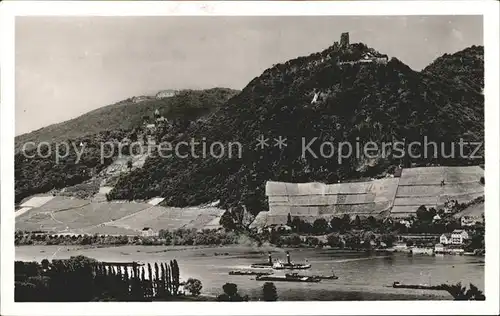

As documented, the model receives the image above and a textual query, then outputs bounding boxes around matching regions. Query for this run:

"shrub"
[216,283,248,302]
[282,233,301,246]
[312,218,329,234]
[262,282,278,301]
[184,278,202,297]
[441,282,485,300]
[326,233,342,248]
[305,236,319,246]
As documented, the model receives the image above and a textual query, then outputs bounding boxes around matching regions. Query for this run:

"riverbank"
[15,230,484,258]
[176,289,451,301]
[16,244,483,300]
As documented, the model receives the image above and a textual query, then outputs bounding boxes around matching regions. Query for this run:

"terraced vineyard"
[16,166,484,233]
[15,196,224,235]
[251,178,400,229]
[251,166,484,228]
[391,166,484,218]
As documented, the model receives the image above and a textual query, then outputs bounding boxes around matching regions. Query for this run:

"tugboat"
[250,252,274,268]
[272,252,311,270]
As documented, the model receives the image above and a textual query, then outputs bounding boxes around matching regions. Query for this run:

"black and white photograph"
[1,1,499,315]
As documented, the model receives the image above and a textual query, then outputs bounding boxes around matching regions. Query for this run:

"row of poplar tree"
[15,255,181,302]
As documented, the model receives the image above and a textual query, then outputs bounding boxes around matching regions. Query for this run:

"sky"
[15,16,483,136]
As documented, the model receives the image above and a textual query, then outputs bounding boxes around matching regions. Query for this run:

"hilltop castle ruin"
[335,32,389,66]
[340,32,350,48]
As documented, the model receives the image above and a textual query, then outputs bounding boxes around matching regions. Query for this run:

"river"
[15,245,485,301]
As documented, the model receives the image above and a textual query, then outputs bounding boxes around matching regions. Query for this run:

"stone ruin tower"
[340,32,350,48]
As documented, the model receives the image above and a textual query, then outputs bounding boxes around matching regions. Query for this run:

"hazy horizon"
[16,16,483,136]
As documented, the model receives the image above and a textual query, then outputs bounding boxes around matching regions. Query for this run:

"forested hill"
[14,88,238,203]
[15,88,239,151]
[107,42,484,215]
[422,45,484,92]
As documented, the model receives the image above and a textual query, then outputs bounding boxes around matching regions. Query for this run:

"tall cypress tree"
[114,266,121,299]
[147,263,153,298]
[166,263,172,296]
[132,262,138,279]
[147,263,153,281]
[140,266,146,300]
[160,263,167,298]
[123,266,130,299]
[154,263,160,298]
[172,260,180,295]
[168,261,173,295]
[132,263,140,301]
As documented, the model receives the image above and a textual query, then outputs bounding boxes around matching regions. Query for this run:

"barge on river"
[392,282,444,290]
[229,270,272,276]
[283,272,338,280]
[313,274,339,280]
[256,273,320,283]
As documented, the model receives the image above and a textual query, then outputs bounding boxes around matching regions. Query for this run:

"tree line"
[275,204,477,237]
[15,255,183,302]
[15,228,240,247]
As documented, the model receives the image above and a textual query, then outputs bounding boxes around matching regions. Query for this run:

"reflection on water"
[16,245,484,300]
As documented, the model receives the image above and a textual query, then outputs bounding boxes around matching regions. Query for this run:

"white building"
[411,247,434,255]
[156,90,178,99]
[439,233,452,245]
[460,216,481,227]
[359,56,374,63]
[141,227,156,237]
[432,214,441,222]
[434,243,445,253]
[132,96,148,103]
[441,230,469,246]
[375,56,389,64]
[450,229,469,245]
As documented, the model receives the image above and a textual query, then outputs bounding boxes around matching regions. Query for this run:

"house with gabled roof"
[440,233,452,245]
[451,229,469,245]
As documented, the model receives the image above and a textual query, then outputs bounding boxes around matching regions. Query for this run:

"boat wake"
[313,256,390,264]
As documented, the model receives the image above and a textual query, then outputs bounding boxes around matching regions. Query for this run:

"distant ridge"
[15,88,238,203]
[15,88,239,150]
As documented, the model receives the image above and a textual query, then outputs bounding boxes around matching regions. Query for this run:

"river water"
[16,245,484,300]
